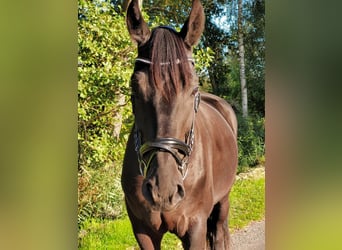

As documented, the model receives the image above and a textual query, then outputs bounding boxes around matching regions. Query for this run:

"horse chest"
[161,212,189,237]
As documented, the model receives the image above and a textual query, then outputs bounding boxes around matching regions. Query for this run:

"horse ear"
[180,0,205,47]
[126,0,151,46]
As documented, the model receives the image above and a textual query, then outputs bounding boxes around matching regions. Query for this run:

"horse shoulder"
[200,92,238,137]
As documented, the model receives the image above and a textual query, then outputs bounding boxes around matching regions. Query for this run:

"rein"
[133,69,201,179]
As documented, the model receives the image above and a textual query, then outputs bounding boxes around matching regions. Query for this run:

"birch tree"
[238,0,248,117]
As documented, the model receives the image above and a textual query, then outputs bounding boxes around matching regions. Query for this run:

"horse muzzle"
[143,175,185,211]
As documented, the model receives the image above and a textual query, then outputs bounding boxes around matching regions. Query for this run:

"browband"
[135,57,195,65]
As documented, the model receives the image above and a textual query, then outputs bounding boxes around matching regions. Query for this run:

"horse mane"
[148,27,193,102]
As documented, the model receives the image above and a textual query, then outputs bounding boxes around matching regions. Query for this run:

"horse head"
[127,0,205,211]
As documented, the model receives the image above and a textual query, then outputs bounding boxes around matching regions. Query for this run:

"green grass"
[79,175,264,249]
[78,218,137,249]
[78,218,181,249]
[229,176,265,231]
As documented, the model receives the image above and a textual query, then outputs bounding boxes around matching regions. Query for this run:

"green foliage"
[142,0,192,28]
[78,0,134,224]
[237,115,265,172]
[78,167,126,225]
[194,47,215,91]
[78,0,134,169]
[193,47,215,80]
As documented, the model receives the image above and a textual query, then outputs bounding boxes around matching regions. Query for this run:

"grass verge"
[229,176,265,231]
[79,174,264,249]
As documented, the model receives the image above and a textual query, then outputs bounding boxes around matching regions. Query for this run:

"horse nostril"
[145,180,161,203]
[177,184,185,198]
[146,182,153,194]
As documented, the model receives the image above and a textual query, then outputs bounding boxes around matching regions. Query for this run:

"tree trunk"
[238,0,248,118]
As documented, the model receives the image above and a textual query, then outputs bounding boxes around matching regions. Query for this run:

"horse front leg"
[134,230,162,250]
[214,198,231,250]
[181,216,208,250]
[126,205,162,250]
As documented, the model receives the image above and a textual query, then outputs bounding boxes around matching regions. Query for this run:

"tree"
[201,1,230,94]
[238,0,248,117]
[203,0,264,117]
[244,0,265,116]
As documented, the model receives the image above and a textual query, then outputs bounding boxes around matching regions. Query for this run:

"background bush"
[78,0,134,224]
[237,114,265,173]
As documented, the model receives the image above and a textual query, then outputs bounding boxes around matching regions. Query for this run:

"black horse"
[122,0,238,249]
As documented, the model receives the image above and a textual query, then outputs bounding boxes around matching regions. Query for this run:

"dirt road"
[231,219,265,250]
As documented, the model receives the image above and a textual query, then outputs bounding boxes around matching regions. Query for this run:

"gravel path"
[231,166,265,249]
[231,219,265,250]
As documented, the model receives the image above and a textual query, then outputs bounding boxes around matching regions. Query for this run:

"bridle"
[133,57,200,180]
[135,57,195,66]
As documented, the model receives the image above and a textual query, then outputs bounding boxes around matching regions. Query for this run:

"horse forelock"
[148,27,193,102]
